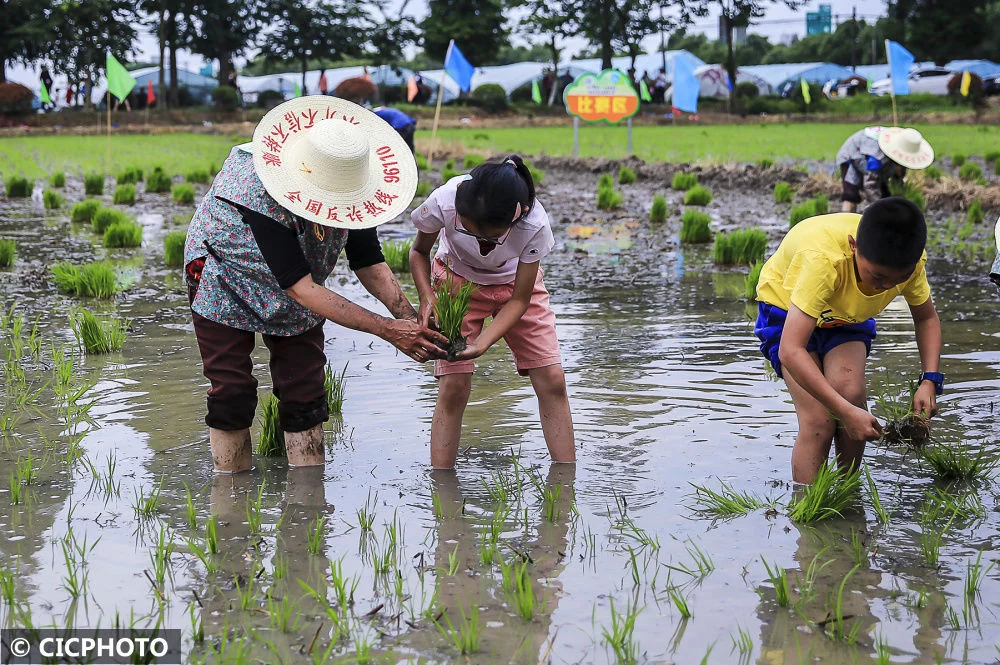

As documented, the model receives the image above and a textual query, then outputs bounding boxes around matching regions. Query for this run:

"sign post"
[563,69,640,158]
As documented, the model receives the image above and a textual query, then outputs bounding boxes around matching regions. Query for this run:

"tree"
[421,0,509,67]
[181,0,261,87]
[262,0,368,95]
[576,0,620,70]
[366,0,419,69]
[0,0,55,84]
[521,0,577,103]
[888,0,993,64]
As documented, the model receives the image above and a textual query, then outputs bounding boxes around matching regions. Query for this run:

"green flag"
[531,79,542,104]
[639,79,652,102]
[294,81,301,98]
[106,53,136,102]
[800,78,811,105]
[40,81,52,105]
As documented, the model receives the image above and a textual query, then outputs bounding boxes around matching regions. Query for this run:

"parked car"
[984,72,1000,96]
[870,67,954,96]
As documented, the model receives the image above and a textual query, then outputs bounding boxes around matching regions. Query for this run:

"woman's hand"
[382,319,448,362]
[418,294,438,329]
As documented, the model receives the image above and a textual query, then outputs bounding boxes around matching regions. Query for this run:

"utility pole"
[850,6,857,71]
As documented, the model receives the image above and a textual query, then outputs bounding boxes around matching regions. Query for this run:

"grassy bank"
[2,123,998,179]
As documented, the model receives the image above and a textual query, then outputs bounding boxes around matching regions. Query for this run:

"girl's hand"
[418,294,437,329]
[912,381,938,418]
[382,319,448,362]
[839,405,884,442]
[454,340,486,361]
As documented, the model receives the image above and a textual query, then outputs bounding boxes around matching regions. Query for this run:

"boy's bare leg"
[528,364,576,463]
[822,341,869,473]
[784,351,837,484]
[430,373,472,469]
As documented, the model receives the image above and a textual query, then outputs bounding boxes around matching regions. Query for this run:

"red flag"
[147,80,155,105]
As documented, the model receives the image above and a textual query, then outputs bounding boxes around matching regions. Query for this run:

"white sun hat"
[877,127,935,170]
[250,96,417,229]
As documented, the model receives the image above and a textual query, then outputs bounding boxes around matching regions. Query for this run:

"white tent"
[238,65,413,104]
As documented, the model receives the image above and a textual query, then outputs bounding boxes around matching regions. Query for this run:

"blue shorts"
[754,302,876,378]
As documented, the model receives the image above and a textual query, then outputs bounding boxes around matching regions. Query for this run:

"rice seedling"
[264,591,302,633]
[43,189,63,209]
[0,239,15,268]
[663,538,714,579]
[434,272,474,361]
[148,525,174,589]
[435,602,483,654]
[918,501,958,568]
[958,161,982,181]
[527,165,545,185]
[984,150,1000,164]
[234,575,256,611]
[601,596,641,665]
[926,485,985,521]
[964,550,994,611]
[245,485,264,534]
[888,178,926,211]
[163,230,186,267]
[0,564,16,605]
[924,164,943,180]
[50,171,66,187]
[145,167,172,193]
[415,153,429,170]
[446,544,461,576]
[205,514,219,554]
[680,209,712,243]
[786,461,861,523]
[103,221,143,248]
[116,166,143,184]
[415,180,431,197]
[671,172,697,190]
[789,199,817,227]
[8,473,23,505]
[306,515,325,555]
[15,453,37,486]
[862,464,890,524]
[950,154,966,167]
[441,158,460,182]
[381,238,412,272]
[814,194,829,214]
[83,173,104,195]
[965,196,985,225]
[60,537,89,598]
[744,260,764,300]
[919,442,998,482]
[713,228,768,265]
[272,554,288,579]
[758,157,774,169]
[827,564,861,642]
[849,527,868,566]
[70,309,129,353]
[70,199,101,223]
[186,538,218,574]
[649,194,668,224]
[597,173,614,189]
[874,630,891,665]
[91,207,129,234]
[773,181,794,203]
[183,483,197,529]
[618,165,636,184]
[689,479,776,517]
[328,557,358,611]
[597,183,623,210]
[731,625,753,661]
[113,184,136,205]
[256,392,285,456]
[357,489,377,532]
[684,184,712,206]
[186,169,211,184]
[132,480,162,520]
[507,559,540,620]
[5,175,31,197]
[758,557,791,606]
[666,585,692,618]
[171,184,195,204]
[463,153,484,169]
[540,482,562,522]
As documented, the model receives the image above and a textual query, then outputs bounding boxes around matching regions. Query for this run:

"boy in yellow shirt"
[754,197,943,483]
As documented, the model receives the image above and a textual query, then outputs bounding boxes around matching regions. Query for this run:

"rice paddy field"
[1,129,999,665]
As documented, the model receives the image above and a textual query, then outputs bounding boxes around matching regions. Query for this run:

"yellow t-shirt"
[756,213,931,328]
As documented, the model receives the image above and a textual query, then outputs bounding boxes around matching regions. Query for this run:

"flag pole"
[428,40,453,164]
[885,39,898,126]
[106,90,112,175]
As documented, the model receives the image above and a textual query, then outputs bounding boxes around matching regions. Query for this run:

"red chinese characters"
[327,207,341,223]
[270,123,290,146]
[305,199,323,215]
[285,190,302,203]
[373,189,398,206]
[346,205,363,224]
[262,153,281,167]
[300,108,318,129]
[362,200,385,216]
[283,111,302,134]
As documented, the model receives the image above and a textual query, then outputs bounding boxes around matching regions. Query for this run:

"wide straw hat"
[251,96,417,229]
[877,127,934,170]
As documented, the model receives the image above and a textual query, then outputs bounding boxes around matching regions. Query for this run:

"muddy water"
[1,169,999,665]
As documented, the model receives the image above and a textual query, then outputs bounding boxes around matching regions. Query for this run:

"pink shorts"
[432,259,562,377]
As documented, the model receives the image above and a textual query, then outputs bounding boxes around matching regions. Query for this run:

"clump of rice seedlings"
[618,165,636,184]
[463,154,484,169]
[131,480,162,520]
[862,465,891,524]
[164,230,186,267]
[527,164,545,185]
[256,393,285,457]
[744,260,764,300]
[51,262,119,298]
[185,169,210,184]
[789,199,818,227]
[671,172,697,190]
[787,462,861,523]
[963,550,994,612]
[813,194,828,214]
[597,173,614,189]
[43,189,63,209]
[888,178,925,212]
[959,161,982,182]
[601,596,641,665]
[50,171,66,188]
[950,154,966,167]
[713,228,768,265]
[967,197,984,225]
[995,160,1000,175]
[325,363,347,416]
[435,272,474,361]
[919,442,998,482]
[5,175,31,197]
[71,309,129,353]
[83,173,104,195]
[597,184,623,210]
[415,180,431,198]
[506,560,539,620]
[923,164,943,181]
[116,166,144,184]
[415,153,429,170]
[680,209,712,243]
[172,184,195,204]
[92,207,129,234]
[104,221,143,248]
[0,239,15,268]
[435,602,483,654]
[382,238,412,272]
[306,515,325,555]
[649,194,668,224]
[145,167,172,193]
[441,158,460,182]
[731,625,753,660]
[773,181,794,203]
[760,557,790,606]
[689,479,776,517]
[113,184,136,205]
[984,150,1000,164]
[70,199,101,224]
[663,538,714,579]
[918,499,958,567]
[683,184,712,206]
[758,157,774,169]
[872,372,929,448]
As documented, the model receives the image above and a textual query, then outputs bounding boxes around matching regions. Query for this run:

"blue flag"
[886,40,914,96]
[672,53,699,114]
[444,40,475,93]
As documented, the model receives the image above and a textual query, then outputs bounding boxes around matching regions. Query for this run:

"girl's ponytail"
[455,153,535,230]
